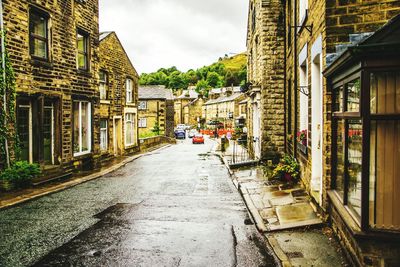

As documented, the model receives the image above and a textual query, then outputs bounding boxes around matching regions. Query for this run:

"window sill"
[100,100,111,105]
[73,151,92,158]
[76,69,92,77]
[125,144,138,149]
[125,103,136,107]
[30,58,53,68]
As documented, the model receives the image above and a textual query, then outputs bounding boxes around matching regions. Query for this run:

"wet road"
[0,137,278,267]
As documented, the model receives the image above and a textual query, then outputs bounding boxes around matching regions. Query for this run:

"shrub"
[272,155,300,182]
[0,161,41,190]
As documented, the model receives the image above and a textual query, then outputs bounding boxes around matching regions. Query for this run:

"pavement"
[0,136,279,267]
[219,141,349,267]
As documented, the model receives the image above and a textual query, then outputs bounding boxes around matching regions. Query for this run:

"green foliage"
[0,161,41,190]
[151,122,161,135]
[0,30,18,168]
[139,53,247,91]
[272,155,300,182]
[195,79,211,97]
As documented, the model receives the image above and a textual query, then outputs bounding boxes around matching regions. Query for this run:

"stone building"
[182,97,204,128]
[246,0,285,161]
[203,87,245,129]
[173,88,198,126]
[3,0,100,178]
[138,85,174,138]
[283,0,400,265]
[98,31,139,162]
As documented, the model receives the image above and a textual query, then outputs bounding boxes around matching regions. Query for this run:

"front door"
[311,53,323,203]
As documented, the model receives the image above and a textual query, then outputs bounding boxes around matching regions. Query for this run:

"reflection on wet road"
[0,137,277,266]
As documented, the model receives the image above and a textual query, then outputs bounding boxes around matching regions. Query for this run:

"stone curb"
[218,152,292,267]
[0,144,172,211]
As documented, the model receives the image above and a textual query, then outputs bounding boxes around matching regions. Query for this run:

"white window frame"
[74,101,92,157]
[125,113,135,146]
[138,101,147,110]
[299,45,308,134]
[18,103,33,163]
[126,78,133,103]
[138,118,147,128]
[99,71,107,100]
[100,119,108,151]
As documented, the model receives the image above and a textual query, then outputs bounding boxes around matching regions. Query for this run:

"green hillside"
[218,53,247,71]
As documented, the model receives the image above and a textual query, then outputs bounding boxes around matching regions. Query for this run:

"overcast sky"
[99,0,249,74]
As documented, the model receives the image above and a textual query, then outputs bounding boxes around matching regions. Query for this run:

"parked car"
[175,130,186,139]
[192,134,204,144]
[176,124,186,131]
[188,129,197,138]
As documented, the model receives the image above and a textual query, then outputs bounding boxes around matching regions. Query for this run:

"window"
[73,101,91,156]
[100,119,108,151]
[138,101,147,110]
[299,59,308,147]
[43,102,54,164]
[30,8,49,59]
[126,79,133,103]
[333,77,362,219]
[368,72,400,230]
[138,118,147,128]
[99,71,107,100]
[125,113,135,146]
[17,103,32,162]
[77,30,88,70]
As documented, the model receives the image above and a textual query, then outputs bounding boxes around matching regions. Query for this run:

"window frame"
[73,100,92,157]
[138,118,147,128]
[125,113,135,147]
[29,7,50,60]
[76,29,89,71]
[138,101,147,110]
[100,119,108,151]
[126,78,133,103]
[99,70,108,100]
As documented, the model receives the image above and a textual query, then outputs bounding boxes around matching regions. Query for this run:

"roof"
[99,32,112,41]
[324,14,400,77]
[176,89,199,99]
[205,92,244,105]
[139,85,174,100]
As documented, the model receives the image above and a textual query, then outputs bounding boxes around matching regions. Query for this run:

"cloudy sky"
[99,0,249,74]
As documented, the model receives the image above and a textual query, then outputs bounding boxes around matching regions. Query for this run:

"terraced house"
[2,0,100,179]
[248,0,400,265]
[98,31,139,162]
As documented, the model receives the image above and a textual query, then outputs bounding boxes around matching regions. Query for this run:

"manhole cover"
[286,252,304,258]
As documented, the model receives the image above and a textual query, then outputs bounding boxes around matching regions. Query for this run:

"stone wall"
[139,136,175,151]
[3,0,100,174]
[246,0,286,161]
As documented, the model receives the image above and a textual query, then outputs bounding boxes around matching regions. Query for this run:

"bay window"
[73,101,91,156]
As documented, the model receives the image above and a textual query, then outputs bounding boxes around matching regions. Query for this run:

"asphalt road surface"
[0,137,278,267]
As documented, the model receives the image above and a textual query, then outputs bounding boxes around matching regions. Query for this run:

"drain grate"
[286,252,304,259]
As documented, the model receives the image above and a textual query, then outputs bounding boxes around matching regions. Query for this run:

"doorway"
[311,52,323,203]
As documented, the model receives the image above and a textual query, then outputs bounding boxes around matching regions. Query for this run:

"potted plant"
[0,161,41,191]
[297,130,307,146]
[272,155,300,183]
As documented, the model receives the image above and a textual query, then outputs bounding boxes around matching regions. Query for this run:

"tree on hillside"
[168,71,188,90]
[185,69,198,85]
[195,79,211,97]
[206,71,224,88]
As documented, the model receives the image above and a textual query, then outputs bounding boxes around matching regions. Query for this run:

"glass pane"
[99,71,106,82]
[77,34,85,52]
[347,79,361,112]
[77,53,87,69]
[100,129,107,151]
[17,107,30,161]
[31,13,46,37]
[100,119,107,129]
[347,120,363,217]
[126,122,132,145]
[43,107,53,164]
[334,86,344,112]
[370,120,400,230]
[335,120,345,199]
[81,102,89,152]
[33,39,46,58]
[73,102,80,153]
[100,84,106,100]
[370,72,400,114]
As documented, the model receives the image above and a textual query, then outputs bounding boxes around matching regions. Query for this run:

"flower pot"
[283,173,293,182]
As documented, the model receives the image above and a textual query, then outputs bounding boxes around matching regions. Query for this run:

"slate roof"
[176,89,199,99]
[99,32,112,41]
[139,85,174,100]
[205,92,244,105]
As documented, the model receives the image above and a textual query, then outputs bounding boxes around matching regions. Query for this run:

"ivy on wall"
[0,30,18,168]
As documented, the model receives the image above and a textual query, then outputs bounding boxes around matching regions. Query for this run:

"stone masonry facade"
[99,32,139,162]
[3,0,100,175]
[246,0,285,162]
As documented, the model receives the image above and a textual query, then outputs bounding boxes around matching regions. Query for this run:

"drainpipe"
[0,1,10,168]
[293,0,298,158]
[283,1,287,153]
